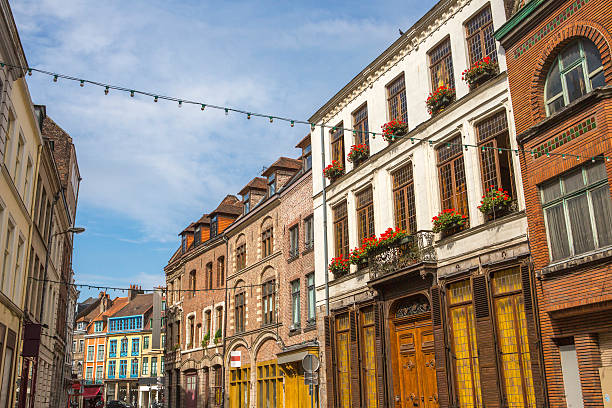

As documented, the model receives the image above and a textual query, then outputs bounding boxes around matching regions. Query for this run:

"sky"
[12,0,436,301]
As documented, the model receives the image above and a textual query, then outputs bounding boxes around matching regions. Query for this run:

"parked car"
[106,401,132,408]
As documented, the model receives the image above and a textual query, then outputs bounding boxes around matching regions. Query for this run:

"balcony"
[120,351,128,357]
[367,231,436,280]
[109,352,116,358]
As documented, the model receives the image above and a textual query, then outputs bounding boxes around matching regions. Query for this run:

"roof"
[112,293,153,318]
[195,213,210,225]
[91,297,128,323]
[261,157,301,177]
[296,134,311,149]
[238,177,267,196]
[179,222,195,236]
[210,195,242,216]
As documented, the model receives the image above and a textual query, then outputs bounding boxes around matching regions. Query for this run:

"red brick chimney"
[128,284,142,301]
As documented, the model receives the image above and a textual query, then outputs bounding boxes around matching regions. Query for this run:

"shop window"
[492,268,536,408]
[335,313,351,408]
[393,163,417,233]
[257,361,281,408]
[356,187,375,243]
[545,39,606,116]
[448,280,482,407]
[437,136,468,216]
[387,75,408,123]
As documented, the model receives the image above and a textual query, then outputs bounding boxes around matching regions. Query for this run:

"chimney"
[128,284,142,301]
[98,291,109,314]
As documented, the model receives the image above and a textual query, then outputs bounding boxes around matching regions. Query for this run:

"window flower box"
[462,56,498,89]
[382,120,408,143]
[329,256,349,278]
[323,160,345,182]
[432,209,468,237]
[347,144,369,165]
[214,328,222,343]
[478,186,512,221]
[426,85,455,116]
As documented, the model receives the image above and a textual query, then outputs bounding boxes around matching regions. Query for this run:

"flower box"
[432,209,468,237]
[382,120,408,143]
[323,160,345,182]
[426,85,455,116]
[462,56,498,89]
[329,256,349,277]
[347,144,369,165]
[478,187,512,221]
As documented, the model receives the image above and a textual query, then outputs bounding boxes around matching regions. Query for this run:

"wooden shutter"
[324,316,336,408]
[349,311,361,408]
[374,303,386,408]
[472,274,503,407]
[521,264,545,408]
[431,286,450,408]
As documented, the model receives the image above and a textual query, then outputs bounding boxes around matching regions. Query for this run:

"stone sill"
[538,246,612,279]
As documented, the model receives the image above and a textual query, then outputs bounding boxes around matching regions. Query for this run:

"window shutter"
[349,311,361,408]
[472,274,502,407]
[431,286,450,408]
[323,316,336,408]
[374,303,386,408]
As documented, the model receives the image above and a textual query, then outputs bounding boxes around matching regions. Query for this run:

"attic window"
[181,234,187,253]
[244,192,250,214]
[194,226,201,246]
[210,215,218,238]
[303,144,312,171]
[268,173,276,196]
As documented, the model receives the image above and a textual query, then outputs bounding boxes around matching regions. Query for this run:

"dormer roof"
[261,157,301,177]
[179,222,195,236]
[210,195,242,217]
[296,134,311,149]
[195,214,210,225]
[238,177,267,196]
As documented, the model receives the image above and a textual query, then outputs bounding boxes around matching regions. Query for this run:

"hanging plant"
[329,256,349,277]
[432,209,468,233]
[323,160,345,181]
[382,120,408,142]
[478,186,512,215]
[426,85,455,115]
[462,56,498,88]
[347,144,369,164]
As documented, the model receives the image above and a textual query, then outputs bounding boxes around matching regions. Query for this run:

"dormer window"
[194,226,201,246]
[181,234,187,253]
[303,144,312,171]
[244,192,251,214]
[210,215,218,238]
[94,321,103,332]
[268,173,276,196]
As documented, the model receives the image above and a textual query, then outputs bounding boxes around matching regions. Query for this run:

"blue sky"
[13,0,436,301]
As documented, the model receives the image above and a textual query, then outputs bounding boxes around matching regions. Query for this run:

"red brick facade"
[498,0,612,406]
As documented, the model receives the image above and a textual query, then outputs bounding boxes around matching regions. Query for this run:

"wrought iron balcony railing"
[367,231,436,279]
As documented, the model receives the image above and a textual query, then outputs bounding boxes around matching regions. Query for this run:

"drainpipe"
[221,234,229,407]
[320,123,330,316]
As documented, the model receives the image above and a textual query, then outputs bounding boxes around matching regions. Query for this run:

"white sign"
[230,351,241,368]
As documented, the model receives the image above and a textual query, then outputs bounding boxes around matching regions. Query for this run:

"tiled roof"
[180,222,195,235]
[195,214,210,225]
[113,293,153,318]
[87,297,129,333]
[295,134,311,149]
[238,177,267,196]
[210,195,242,216]
[261,157,301,176]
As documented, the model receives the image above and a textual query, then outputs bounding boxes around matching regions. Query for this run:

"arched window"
[545,39,606,115]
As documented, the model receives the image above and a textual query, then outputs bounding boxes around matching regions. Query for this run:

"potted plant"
[462,56,498,89]
[478,186,512,220]
[329,256,349,277]
[173,343,180,351]
[323,160,345,182]
[432,209,468,237]
[214,328,222,343]
[347,144,369,165]
[426,85,455,115]
[382,120,408,143]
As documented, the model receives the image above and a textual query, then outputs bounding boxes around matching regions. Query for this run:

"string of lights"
[6,60,609,163]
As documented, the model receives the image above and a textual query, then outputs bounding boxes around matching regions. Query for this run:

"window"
[210,215,218,238]
[335,313,351,408]
[108,361,116,378]
[130,359,139,377]
[360,307,378,408]
[476,111,516,199]
[492,268,536,407]
[540,161,612,261]
[205,310,212,340]
[353,104,369,147]
[94,321,103,332]
[217,257,225,287]
[262,227,273,258]
[291,280,300,328]
[143,336,149,349]
[465,5,496,66]
[387,75,408,123]
[97,345,104,361]
[189,270,197,295]
[306,273,316,323]
[132,338,140,356]
[268,173,276,196]
[1,221,14,291]
[392,163,417,233]
[142,357,149,376]
[79,339,84,352]
[216,307,223,337]
[236,243,247,271]
[448,280,482,407]
[545,39,605,115]
[333,202,349,259]
[356,187,375,244]
[230,366,251,408]
[429,38,455,90]
[289,225,299,258]
[244,192,251,214]
[95,366,103,381]
[207,262,213,290]
[302,143,312,171]
[87,345,95,361]
[120,338,128,356]
[262,280,276,325]
[235,292,245,333]
[331,123,345,169]
[194,225,201,246]
[3,115,13,166]
[214,365,223,405]
[109,340,117,357]
[304,216,314,251]
[161,334,166,349]
[119,360,127,378]
[257,361,281,408]
[151,357,158,376]
[181,234,187,254]
[188,316,195,347]
[13,136,23,182]
[437,136,468,216]
[85,367,93,381]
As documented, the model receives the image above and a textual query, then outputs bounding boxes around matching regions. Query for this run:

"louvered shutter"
[324,316,337,408]
[374,303,386,408]
[521,264,545,408]
[349,311,361,408]
[431,286,450,408]
[472,274,503,407]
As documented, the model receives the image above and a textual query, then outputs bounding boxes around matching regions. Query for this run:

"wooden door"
[185,373,197,408]
[394,320,439,408]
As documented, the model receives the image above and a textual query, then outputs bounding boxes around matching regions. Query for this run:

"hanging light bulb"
[154,96,158,102]
[130,90,135,97]
[607,157,610,162]
[591,157,595,163]
[464,145,468,151]
[290,121,294,127]
[247,113,251,120]
[446,143,451,150]
[28,69,32,76]
[80,80,84,87]
[576,155,580,160]
[411,138,415,144]
[225,108,229,116]
[104,86,109,95]
[515,149,519,156]
[201,104,206,111]
[498,149,503,155]
[562,154,566,159]
[178,100,182,108]
[53,75,58,82]
[310,123,315,131]
[371,132,376,140]
[269,117,273,123]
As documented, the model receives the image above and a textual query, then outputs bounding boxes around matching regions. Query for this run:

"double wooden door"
[393,319,438,408]
[185,373,197,408]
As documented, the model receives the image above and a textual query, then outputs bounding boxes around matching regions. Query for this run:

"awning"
[82,386,102,399]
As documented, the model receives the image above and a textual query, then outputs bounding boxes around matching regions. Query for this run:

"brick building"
[496,0,612,406]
